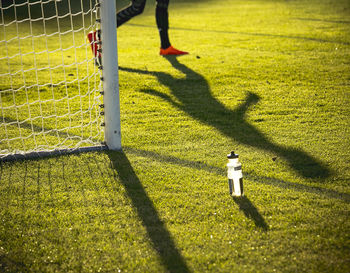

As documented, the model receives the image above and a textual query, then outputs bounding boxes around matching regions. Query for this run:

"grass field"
[1,0,350,272]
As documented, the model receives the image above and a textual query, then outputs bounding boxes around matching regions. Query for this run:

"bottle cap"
[227,151,238,159]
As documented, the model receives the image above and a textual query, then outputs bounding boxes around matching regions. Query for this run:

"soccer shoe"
[159,45,188,56]
[87,30,102,66]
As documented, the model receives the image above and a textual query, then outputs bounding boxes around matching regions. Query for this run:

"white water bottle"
[227,151,244,196]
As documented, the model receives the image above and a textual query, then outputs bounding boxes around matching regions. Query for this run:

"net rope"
[0,0,104,160]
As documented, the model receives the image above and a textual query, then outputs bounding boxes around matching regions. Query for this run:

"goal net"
[0,0,120,161]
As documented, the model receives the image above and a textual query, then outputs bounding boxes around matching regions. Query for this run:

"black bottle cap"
[227,151,238,159]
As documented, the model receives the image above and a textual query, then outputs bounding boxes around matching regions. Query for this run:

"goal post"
[0,0,121,161]
[100,0,121,151]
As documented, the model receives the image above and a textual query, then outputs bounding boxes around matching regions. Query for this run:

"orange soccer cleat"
[160,45,188,56]
[87,30,102,66]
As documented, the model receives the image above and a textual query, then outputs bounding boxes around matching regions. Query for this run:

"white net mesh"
[0,0,104,160]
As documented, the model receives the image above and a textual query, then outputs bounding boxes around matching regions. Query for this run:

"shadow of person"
[119,56,330,179]
[108,151,191,273]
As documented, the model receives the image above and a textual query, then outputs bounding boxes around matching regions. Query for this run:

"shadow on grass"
[122,146,349,203]
[1,153,192,272]
[127,23,350,46]
[107,151,191,273]
[232,196,268,231]
[292,18,350,24]
[120,56,331,180]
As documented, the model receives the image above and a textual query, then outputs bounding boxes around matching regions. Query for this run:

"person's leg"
[156,0,188,55]
[117,0,146,27]
[155,0,170,49]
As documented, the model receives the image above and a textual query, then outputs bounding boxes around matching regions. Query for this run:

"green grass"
[1,0,350,272]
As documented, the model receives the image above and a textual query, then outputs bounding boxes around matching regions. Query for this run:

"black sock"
[156,3,171,49]
[158,27,171,49]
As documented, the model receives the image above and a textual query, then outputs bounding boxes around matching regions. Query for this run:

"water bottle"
[227,151,244,196]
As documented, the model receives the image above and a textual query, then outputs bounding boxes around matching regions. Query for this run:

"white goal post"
[0,0,121,161]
